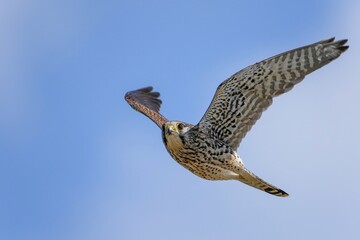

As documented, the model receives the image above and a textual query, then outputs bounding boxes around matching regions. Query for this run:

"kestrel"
[125,37,348,197]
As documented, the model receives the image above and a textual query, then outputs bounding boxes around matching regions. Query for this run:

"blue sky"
[1,0,359,239]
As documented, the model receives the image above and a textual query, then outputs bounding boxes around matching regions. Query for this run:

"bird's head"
[162,121,192,150]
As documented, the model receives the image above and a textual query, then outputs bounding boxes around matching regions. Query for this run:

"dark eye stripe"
[162,124,168,145]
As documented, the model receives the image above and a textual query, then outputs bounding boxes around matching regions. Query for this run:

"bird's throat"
[166,134,184,152]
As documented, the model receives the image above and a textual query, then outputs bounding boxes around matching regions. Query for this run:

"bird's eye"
[177,123,185,131]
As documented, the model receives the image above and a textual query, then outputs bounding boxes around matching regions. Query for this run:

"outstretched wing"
[197,37,348,150]
[125,86,168,128]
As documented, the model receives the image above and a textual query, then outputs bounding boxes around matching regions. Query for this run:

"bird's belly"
[170,150,240,181]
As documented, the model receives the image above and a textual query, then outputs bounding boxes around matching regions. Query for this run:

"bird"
[125,37,348,197]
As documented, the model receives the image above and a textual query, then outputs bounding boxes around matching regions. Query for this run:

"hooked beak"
[167,125,176,135]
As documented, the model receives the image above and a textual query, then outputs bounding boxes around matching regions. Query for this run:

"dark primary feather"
[125,86,162,112]
[197,37,348,150]
[125,86,168,128]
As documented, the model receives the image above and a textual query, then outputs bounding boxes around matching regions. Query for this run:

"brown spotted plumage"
[125,37,348,197]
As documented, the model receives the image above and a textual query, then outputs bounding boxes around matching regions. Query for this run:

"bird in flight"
[125,37,348,197]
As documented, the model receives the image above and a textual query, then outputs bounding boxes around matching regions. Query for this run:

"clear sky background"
[1,1,359,240]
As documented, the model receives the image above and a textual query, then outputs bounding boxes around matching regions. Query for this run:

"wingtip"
[125,86,153,96]
[322,37,349,52]
[125,86,153,100]
[125,86,163,112]
[337,41,349,52]
[139,86,154,93]
[324,36,336,43]
[333,38,349,51]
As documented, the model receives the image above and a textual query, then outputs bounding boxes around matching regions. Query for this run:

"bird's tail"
[238,167,289,197]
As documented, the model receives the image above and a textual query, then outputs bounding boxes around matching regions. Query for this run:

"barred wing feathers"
[197,38,348,150]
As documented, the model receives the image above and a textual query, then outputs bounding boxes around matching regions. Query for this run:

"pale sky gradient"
[1,1,359,240]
